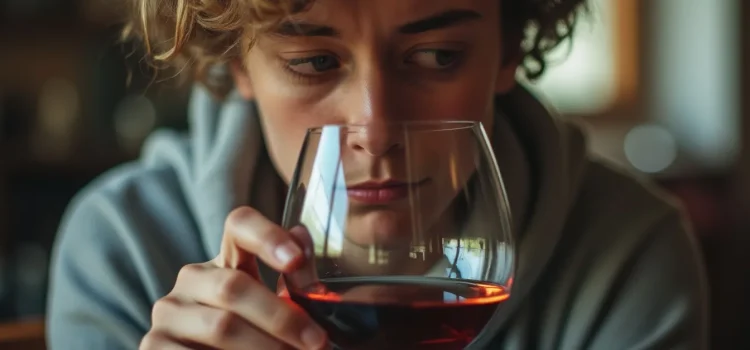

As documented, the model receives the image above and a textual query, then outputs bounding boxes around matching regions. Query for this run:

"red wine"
[289,276,509,350]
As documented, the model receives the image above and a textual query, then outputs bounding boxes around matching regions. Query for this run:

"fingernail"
[274,241,302,267]
[301,326,326,350]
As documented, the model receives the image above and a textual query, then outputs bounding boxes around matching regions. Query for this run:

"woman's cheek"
[257,99,338,183]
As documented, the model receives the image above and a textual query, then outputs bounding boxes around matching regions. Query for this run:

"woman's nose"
[341,66,404,156]
[346,121,402,156]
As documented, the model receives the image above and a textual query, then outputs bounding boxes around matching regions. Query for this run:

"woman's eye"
[287,55,341,75]
[406,49,462,69]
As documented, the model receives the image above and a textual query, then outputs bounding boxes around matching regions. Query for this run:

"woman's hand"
[140,206,328,350]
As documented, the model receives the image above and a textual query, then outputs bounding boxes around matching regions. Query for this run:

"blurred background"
[0,0,747,348]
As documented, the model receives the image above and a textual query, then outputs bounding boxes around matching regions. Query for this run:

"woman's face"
[233,0,517,255]
[235,0,516,180]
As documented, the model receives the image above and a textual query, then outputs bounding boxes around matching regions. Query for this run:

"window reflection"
[300,126,347,257]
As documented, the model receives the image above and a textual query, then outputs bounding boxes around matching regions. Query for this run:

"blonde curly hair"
[123,0,588,97]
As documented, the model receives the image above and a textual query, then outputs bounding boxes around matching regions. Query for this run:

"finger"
[140,331,193,350]
[151,297,295,350]
[177,266,328,350]
[220,206,305,273]
[289,226,315,259]
[172,263,235,296]
[284,226,320,292]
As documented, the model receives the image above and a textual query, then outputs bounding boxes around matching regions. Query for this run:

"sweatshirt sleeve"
[585,210,709,350]
[46,190,152,350]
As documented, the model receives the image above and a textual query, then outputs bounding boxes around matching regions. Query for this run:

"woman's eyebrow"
[271,9,482,38]
[273,22,340,38]
[398,9,482,34]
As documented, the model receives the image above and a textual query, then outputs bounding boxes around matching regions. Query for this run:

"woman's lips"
[346,180,426,204]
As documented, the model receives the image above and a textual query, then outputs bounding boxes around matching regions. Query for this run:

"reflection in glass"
[283,121,515,350]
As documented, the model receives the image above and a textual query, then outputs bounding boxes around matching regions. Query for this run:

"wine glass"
[281,121,515,350]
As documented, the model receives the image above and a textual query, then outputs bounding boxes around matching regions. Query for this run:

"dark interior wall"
[709,0,750,348]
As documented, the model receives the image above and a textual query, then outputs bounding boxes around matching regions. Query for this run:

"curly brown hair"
[122,0,588,97]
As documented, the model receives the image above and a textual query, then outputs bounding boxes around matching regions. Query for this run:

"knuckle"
[151,297,179,324]
[267,306,298,335]
[139,331,167,349]
[225,206,258,231]
[215,271,252,305]
[206,309,239,342]
[176,263,203,283]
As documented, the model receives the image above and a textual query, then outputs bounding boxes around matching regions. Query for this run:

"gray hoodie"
[46,84,708,349]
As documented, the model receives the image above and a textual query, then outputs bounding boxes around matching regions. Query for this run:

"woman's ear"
[495,28,524,94]
[495,55,521,94]
[230,59,254,100]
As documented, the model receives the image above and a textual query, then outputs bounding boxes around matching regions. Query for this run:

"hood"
[493,87,589,325]
[141,82,589,322]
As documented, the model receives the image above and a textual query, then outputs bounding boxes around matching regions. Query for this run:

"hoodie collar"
[488,85,588,327]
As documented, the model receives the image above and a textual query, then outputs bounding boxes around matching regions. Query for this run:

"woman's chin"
[344,210,415,248]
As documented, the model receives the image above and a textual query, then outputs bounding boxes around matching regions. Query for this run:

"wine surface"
[289,276,509,350]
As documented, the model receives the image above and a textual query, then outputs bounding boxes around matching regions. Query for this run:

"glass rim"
[305,120,481,134]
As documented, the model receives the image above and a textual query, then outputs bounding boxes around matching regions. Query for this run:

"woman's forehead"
[289,0,497,31]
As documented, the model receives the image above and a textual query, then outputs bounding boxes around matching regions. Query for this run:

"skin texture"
[232,0,519,268]
[142,1,520,349]
[232,0,518,185]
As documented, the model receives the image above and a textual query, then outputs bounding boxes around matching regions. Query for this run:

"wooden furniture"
[0,319,45,350]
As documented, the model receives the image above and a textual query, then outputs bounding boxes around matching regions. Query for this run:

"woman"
[46,0,708,349]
